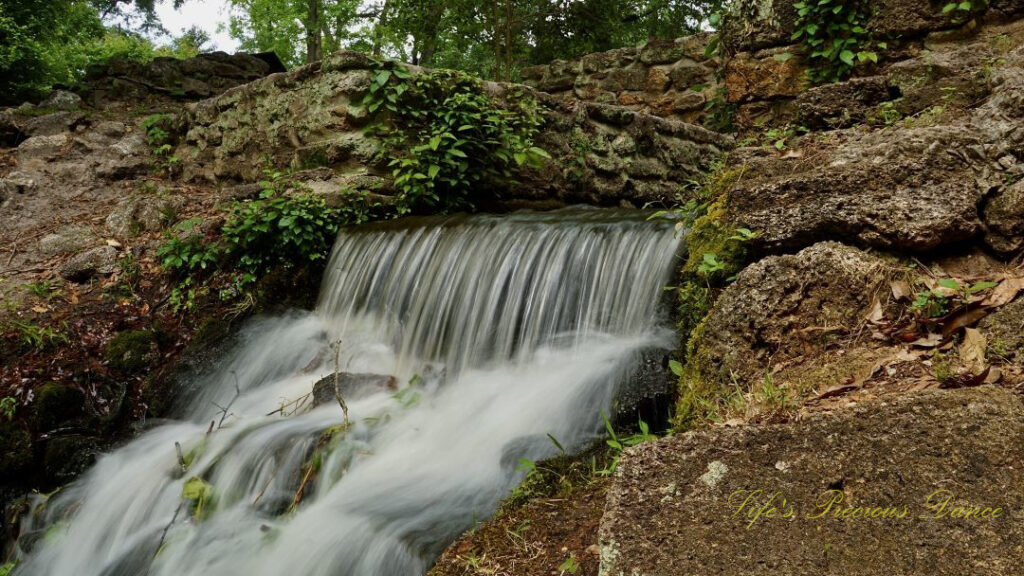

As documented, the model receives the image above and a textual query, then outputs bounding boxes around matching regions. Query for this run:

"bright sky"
[154,0,240,52]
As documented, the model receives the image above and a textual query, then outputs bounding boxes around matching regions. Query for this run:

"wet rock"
[59,245,118,282]
[613,348,677,433]
[311,373,398,406]
[33,382,86,431]
[41,90,82,111]
[602,387,1024,576]
[688,243,891,388]
[39,225,98,255]
[105,330,160,374]
[982,180,1024,256]
[44,435,99,484]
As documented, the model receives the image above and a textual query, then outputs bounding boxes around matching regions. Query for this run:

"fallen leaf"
[910,333,943,348]
[984,367,1003,384]
[940,367,990,389]
[31,305,48,313]
[106,239,122,248]
[959,328,987,375]
[983,276,1024,307]
[865,297,885,323]
[890,280,914,301]
[941,306,990,339]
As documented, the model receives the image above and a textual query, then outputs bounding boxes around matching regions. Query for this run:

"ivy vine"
[792,0,885,84]
[362,62,550,214]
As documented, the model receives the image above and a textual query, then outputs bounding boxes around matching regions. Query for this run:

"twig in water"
[330,340,349,426]
[212,371,242,429]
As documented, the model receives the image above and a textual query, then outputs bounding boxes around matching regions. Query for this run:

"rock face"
[177,51,731,209]
[688,242,892,388]
[75,52,283,106]
[600,387,1024,576]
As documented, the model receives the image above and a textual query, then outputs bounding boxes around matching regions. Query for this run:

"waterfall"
[14,207,682,576]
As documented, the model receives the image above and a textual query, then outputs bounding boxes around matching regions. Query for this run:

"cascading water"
[15,207,682,576]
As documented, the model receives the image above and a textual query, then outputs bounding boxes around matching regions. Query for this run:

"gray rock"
[105,197,178,237]
[311,373,398,407]
[601,387,1024,576]
[59,246,118,282]
[40,225,98,256]
[41,90,82,111]
[17,134,70,160]
[0,109,26,147]
[689,243,890,387]
[797,76,894,129]
[23,111,86,137]
[983,180,1024,256]
[0,171,36,198]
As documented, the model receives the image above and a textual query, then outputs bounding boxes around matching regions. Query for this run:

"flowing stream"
[16,208,682,576]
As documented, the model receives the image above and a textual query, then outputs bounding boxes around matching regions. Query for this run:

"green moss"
[105,330,158,373]
[0,420,33,481]
[503,442,613,511]
[680,195,748,284]
[33,383,85,431]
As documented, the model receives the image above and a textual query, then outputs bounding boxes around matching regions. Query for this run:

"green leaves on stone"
[792,0,884,85]
[363,62,549,214]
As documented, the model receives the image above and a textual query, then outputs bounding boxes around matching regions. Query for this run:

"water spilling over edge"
[16,208,682,576]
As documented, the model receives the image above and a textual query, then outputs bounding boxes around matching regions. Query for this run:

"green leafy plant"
[363,63,549,214]
[7,320,69,349]
[157,219,221,275]
[0,397,16,420]
[558,554,581,575]
[24,280,59,299]
[792,0,885,84]
[221,172,369,283]
[910,278,1000,318]
[942,1,987,22]
[597,412,658,476]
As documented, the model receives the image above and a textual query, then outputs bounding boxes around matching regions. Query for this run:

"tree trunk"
[418,2,444,67]
[371,0,392,57]
[306,0,323,63]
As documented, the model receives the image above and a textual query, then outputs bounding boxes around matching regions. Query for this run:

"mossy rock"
[43,435,99,484]
[0,421,33,482]
[681,195,748,284]
[32,383,85,431]
[105,330,159,373]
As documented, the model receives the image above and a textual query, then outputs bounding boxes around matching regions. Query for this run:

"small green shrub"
[156,219,221,275]
[222,174,360,282]
[0,397,16,421]
[364,63,549,213]
[792,0,885,84]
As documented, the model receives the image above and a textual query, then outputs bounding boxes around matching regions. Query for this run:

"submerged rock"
[311,373,398,406]
[601,387,1024,576]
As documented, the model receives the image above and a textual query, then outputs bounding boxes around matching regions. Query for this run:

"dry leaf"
[106,239,122,248]
[941,306,990,339]
[959,328,987,375]
[910,333,943,348]
[865,297,885,323]
[31,305,48,313]
[983,276,1024,307]
[984,367,1003,384]
[890,280,913,301]
[815,384,859,400]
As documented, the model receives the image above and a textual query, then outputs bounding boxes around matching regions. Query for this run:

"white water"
[15,208,681,576]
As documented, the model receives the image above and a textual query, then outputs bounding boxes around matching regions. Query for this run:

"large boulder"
[726,125,986,253]
[680,243,894,422]
[601,386,1024,576]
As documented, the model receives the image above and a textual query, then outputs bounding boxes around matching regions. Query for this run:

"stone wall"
[522,0,1024,129]
[520,35,719,124]
[177,51,732,210]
